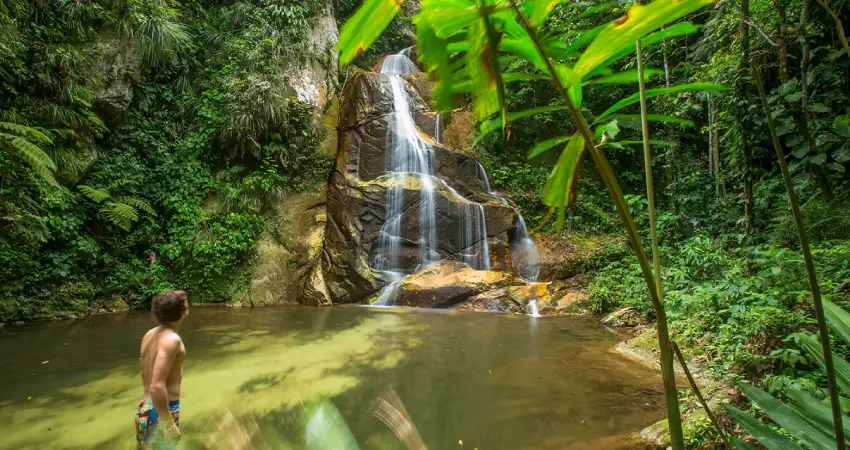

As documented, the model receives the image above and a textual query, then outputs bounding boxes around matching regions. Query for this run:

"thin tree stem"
[671,343,731,449]
[751,60,846,450]
[510,6,685,449]
[636,40,663,299]
[815,0,850,58]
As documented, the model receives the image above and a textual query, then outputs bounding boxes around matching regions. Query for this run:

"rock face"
[307,59,537,306]
[237,188,327,306]
[93,37,142,122]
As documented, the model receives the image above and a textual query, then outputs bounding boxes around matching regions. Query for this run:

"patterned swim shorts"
[135,400,180,449]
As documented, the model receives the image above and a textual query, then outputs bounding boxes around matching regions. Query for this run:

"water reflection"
[0,307,664,449]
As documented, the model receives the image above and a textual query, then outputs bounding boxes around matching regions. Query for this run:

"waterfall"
[434,113,442,144]
[476,162,540,282]
[528,300,541,317]
[372,50,492,305]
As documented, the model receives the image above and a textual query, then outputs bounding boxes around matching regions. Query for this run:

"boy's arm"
[150,335,180,431]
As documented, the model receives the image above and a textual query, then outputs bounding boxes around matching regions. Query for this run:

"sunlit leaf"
[824,300,850,347]
[542,132,584,214]
[595,120,619,140]
[528,135,571,159]
[615,139,674,147]
[736,381,837,448]
[416,17,456,110]
[568,0,713,85]
[609,114,695,127]
[722,403,804,450]
[455,72,551,92]
[596,83,729,121]
[480,104,571,135]
[585,69,663,85]
[418,0,479,38]
[338,0,403,65]
[467,14,502,122]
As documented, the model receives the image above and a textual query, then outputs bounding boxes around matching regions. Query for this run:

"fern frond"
[100,202,139,231]
[77,185,110,203]
[115,196,157,217]
[0,121,53,144]
[108,179,137,190]
[1,131,58,185]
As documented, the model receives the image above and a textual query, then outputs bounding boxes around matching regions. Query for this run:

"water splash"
[475,162,540,281]
[528,300,541,317]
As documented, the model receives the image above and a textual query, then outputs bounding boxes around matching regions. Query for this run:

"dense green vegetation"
[338,0,850,446]
[0,0,333,321]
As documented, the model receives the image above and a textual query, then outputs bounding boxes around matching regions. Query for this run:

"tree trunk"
[775,1,835,200]
[739,0,756,232]
[776,4,791,83]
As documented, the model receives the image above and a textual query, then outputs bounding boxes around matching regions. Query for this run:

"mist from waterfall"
[373,51,491,304]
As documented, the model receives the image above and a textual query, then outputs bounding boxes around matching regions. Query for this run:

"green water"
[0,306,665,449]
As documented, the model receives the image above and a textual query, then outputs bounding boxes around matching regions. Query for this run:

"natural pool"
[0,306,665,449]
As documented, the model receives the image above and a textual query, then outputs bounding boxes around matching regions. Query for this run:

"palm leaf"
[722,404,804,450]
[824,299,850,347]
[736,381,837,448]
[796,332,850,395]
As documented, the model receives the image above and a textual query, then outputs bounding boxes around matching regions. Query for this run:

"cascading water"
[372,50,491,305]
[528,300,541,317]
[476,162,540,282]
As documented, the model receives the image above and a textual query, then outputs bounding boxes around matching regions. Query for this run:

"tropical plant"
[337,0,727,447]
[77,180,157,231]
[724,299,850,449]
[0,121,57,185]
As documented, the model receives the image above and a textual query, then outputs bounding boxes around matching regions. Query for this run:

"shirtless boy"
[136,290,189,449]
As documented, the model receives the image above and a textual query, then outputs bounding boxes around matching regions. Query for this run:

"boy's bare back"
[140,326,185,401]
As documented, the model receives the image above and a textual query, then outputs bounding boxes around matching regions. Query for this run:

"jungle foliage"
[0,0,332,321]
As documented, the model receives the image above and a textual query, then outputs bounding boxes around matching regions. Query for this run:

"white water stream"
[372,50,537,305]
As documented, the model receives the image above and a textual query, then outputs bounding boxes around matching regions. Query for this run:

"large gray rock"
[93,37,141,122]
[319,170,518,303]
[308,64,529,305]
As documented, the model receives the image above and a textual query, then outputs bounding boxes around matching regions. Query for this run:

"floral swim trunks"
[135,400,180,449]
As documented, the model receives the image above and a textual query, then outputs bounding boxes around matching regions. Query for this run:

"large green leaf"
[338,0,403,65]
[785,389,850,439]
[542,132,584,212]
[737,381,837,448]
[568,0,713,85]
[466,14,501,122]
[596,83,729,122]
[824,299,850,347]
[418,0,479,38]
[415,17,456,110]
[609,114,695,127]
[528,135,571,159]
[585,69,663,85]
[796,332,850,395]
[454,72,551,93]
[722,404,804,450]
[479,104,571,135]
[304,400,360,450]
